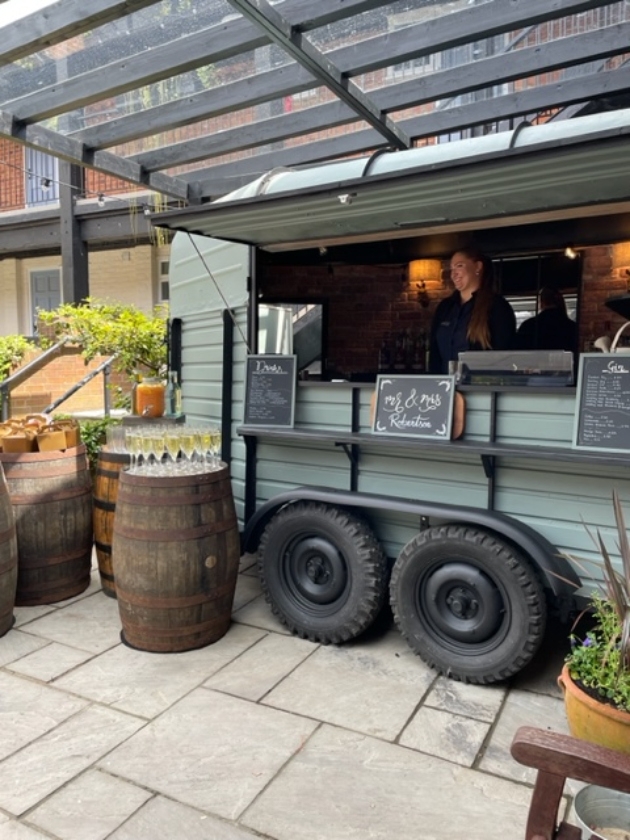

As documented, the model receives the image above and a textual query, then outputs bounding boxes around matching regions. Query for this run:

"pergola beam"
[225,0,410,149]
[0,0,164,65]
[130,25,630,173]
[0,111,190,200]
[185,63,630,199]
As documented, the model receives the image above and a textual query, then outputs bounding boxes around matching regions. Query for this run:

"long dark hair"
[455,246,495,349]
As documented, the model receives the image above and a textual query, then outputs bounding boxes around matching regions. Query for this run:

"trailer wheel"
[258,502,388,643]
[390,525,546,684]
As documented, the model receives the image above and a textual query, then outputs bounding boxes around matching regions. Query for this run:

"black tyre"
[258,502,388,643]
[390,525,546,684]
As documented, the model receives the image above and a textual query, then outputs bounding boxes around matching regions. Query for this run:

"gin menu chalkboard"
[244,355,297,427]
[372,375,455,439]
[574,353,630,452]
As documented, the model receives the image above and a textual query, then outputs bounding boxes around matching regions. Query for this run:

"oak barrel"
[112,465,240,652]
[0,465,17,635]
[0,446,93,606]
[93,448,130,598]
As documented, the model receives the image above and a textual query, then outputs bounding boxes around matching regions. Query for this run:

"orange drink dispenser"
[135,377,166,418]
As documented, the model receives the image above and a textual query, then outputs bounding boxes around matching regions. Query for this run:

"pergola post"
[59,161,89,304]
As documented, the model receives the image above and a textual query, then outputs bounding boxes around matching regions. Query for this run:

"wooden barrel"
[0,465,17,635]
[112,466,240,652]
[93,448,130,598]
[0,446,93,606]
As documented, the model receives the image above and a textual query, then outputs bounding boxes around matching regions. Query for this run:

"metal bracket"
[481,454,495,479]
[336,442,360,466]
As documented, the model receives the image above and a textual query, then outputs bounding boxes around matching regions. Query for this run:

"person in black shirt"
[429,247,516,374]
[514,287,578,354]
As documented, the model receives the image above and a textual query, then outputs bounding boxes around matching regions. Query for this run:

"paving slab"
[109,796,265,840]
[479,688,570,784]
[27,769,152,840]
[20,593,122,654]
[232,573,263,612]
[0,628,49,666]
[12,604,57,628]
[54,623,266,718]
[6,641,94,682]
[0,814,51,839]
[0,670,87,761]
[231,593,291,635]
[400,706,491,766]
[100,687,318,820]
[242,723,533,840]
[204,632,317,701]
[424,676,507,723]
[262,630,436,740]
[0,704,144,816]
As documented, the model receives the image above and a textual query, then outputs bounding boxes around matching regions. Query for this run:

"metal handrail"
[44,355,117,415]
[0,338,68,421]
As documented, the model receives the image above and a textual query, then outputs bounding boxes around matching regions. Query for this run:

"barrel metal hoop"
[116,488,227,507]
[113,516,237,541]
[0,524,16,542]
[18,546,92,568]
[121,613,228,638]
[116,581,233,609]
[94,499,117,512]
[10,487,92,504]
[18,572,91,593]
[94,540,112,554]
[96,467,125,479]
[3,462,88,479]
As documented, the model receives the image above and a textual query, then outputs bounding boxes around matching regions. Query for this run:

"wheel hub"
[422,561,504,644]
[285,536,348,605]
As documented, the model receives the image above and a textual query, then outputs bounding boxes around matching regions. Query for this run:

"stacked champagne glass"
[115,424,222,475]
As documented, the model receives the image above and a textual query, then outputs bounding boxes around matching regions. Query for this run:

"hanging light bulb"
[143,205,151,217]
[40,177,52,192]
[97,193,106,208]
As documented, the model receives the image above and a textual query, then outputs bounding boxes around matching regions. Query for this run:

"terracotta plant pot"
[559,664,630,755]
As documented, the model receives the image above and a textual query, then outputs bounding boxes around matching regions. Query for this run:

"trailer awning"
[153,109,630,252]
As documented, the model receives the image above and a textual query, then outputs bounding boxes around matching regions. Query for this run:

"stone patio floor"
[0,553,576,840]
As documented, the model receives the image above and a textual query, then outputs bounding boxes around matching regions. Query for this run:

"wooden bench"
[510,726,630,840]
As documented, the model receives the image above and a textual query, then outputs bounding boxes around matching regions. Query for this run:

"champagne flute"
[125,430,141,473]
[210,426,222,469]
[149,429,166,474]
[141,429,155,473]
[198,427,213,471]
[179,428,197,474]
[164,428,181,473]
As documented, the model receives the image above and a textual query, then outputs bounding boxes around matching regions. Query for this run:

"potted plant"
[559,490,630,754]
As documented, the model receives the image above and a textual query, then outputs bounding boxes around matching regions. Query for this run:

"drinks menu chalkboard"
[244,355,297,427]
[574,353,630,452]
[372,375,455,439]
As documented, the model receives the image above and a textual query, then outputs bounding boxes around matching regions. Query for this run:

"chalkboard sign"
[244,355,297,427]
[372,375,455,439]
[574,353,630,452]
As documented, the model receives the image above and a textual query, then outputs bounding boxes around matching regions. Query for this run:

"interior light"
[565,247,578,260]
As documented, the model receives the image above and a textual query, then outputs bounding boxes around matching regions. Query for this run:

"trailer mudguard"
[241,486,580,600]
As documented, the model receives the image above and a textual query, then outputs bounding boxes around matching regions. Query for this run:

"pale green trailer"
[160,107,630,684]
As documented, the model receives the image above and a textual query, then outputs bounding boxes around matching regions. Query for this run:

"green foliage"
[76,417,120,473]
[567,596,630,712]
[38,298,168,377]
[0,334,32,380]
[565,490,630,712]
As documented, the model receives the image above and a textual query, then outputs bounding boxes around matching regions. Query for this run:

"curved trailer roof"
[154,107,630,251]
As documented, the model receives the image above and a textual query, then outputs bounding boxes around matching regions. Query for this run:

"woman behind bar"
[429,247,516,374]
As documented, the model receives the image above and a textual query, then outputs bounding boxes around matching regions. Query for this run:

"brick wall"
[581,244,630,349]
[8,345,132,417]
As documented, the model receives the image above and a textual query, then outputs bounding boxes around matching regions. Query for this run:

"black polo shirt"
[429,291,516,374]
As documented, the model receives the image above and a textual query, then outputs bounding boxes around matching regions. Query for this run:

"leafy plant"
[0,335,33,380]
[38,298,168,377]
[565,490,630,712]
[75,417,120,473]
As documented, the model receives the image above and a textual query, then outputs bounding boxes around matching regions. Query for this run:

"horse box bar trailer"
[156,108,630,685]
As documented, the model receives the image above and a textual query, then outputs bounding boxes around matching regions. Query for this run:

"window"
[159,260,170,302]
[25,149,59,207]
